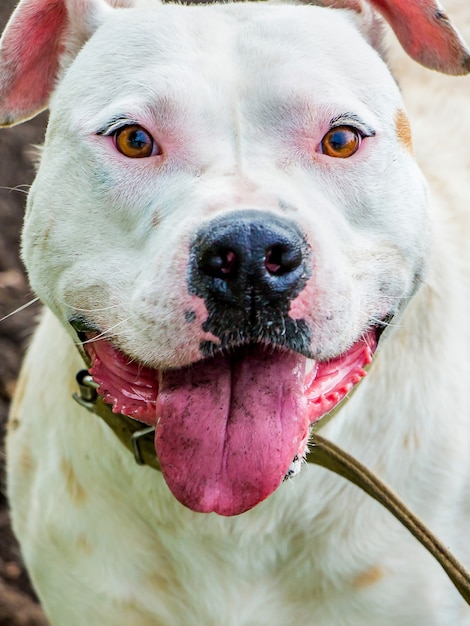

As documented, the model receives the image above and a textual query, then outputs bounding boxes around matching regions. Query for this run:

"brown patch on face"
[60,458,88,505]
[395,110,413,152]
[352,565,385,589]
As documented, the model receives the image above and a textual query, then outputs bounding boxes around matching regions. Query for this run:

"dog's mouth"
[77,326,380,516]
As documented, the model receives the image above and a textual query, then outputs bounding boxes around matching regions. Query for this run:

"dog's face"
[28,5,428,351]
[22,3,429,514]
[3,0,467,516]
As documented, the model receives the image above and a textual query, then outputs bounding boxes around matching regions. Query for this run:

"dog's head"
[1,0,469,515]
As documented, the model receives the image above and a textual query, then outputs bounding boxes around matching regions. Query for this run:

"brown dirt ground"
[0,1,49,622]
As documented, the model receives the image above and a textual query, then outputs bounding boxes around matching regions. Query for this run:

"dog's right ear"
[0,0,129,127]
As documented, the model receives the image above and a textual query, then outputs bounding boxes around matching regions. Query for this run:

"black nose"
[189,210,310,308]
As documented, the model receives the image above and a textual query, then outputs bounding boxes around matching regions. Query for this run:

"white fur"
[4,0,470,624]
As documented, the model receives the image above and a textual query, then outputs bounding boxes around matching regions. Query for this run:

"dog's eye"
[114,125,160,158]
[320,126,362,158]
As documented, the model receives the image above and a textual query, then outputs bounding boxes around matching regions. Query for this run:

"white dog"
[1,0,470,623]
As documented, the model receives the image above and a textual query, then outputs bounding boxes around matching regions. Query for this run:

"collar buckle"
[72,369,99,411]
[131,426,157,465]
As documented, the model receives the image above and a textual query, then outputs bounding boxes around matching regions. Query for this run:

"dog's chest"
[41,466,451,626]
[37,475,381,626]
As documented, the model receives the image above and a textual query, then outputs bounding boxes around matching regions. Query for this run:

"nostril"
[265,244,302,276]
[199,247,239,279]
[191,210,310,308]
[219,250,237,275]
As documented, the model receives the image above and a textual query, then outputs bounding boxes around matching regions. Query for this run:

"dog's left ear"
[368,0,470,75]
[306,0,470,75]
[0,0,133,127]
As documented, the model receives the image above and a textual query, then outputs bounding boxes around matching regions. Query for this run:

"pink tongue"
[155,347,307,516]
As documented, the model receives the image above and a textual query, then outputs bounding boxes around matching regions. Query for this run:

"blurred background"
[0,1,48,623]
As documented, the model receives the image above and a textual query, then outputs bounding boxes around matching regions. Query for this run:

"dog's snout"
[190,210,309,307]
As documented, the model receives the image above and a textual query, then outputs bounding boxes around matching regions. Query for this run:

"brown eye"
[320,126,362,158]
[114,125,159,158]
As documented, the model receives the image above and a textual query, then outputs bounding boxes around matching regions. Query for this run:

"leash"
[73,369,470,605]
[307,433,470,605]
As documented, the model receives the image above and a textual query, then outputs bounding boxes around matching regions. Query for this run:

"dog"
[1,0,470,623]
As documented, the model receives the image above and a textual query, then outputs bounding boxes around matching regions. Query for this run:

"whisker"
[63,301,125,313]
[0,297,40,323]
[0,184,31,196]
[77,315,135,345]
[368,314,402,329]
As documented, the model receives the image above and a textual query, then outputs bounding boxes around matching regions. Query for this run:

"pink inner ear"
[369,0,470,75]
[0,0,68,124]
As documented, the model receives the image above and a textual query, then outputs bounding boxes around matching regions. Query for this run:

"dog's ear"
[367,0,470,75]
[302,0,470,75]
[0,0,121,127]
